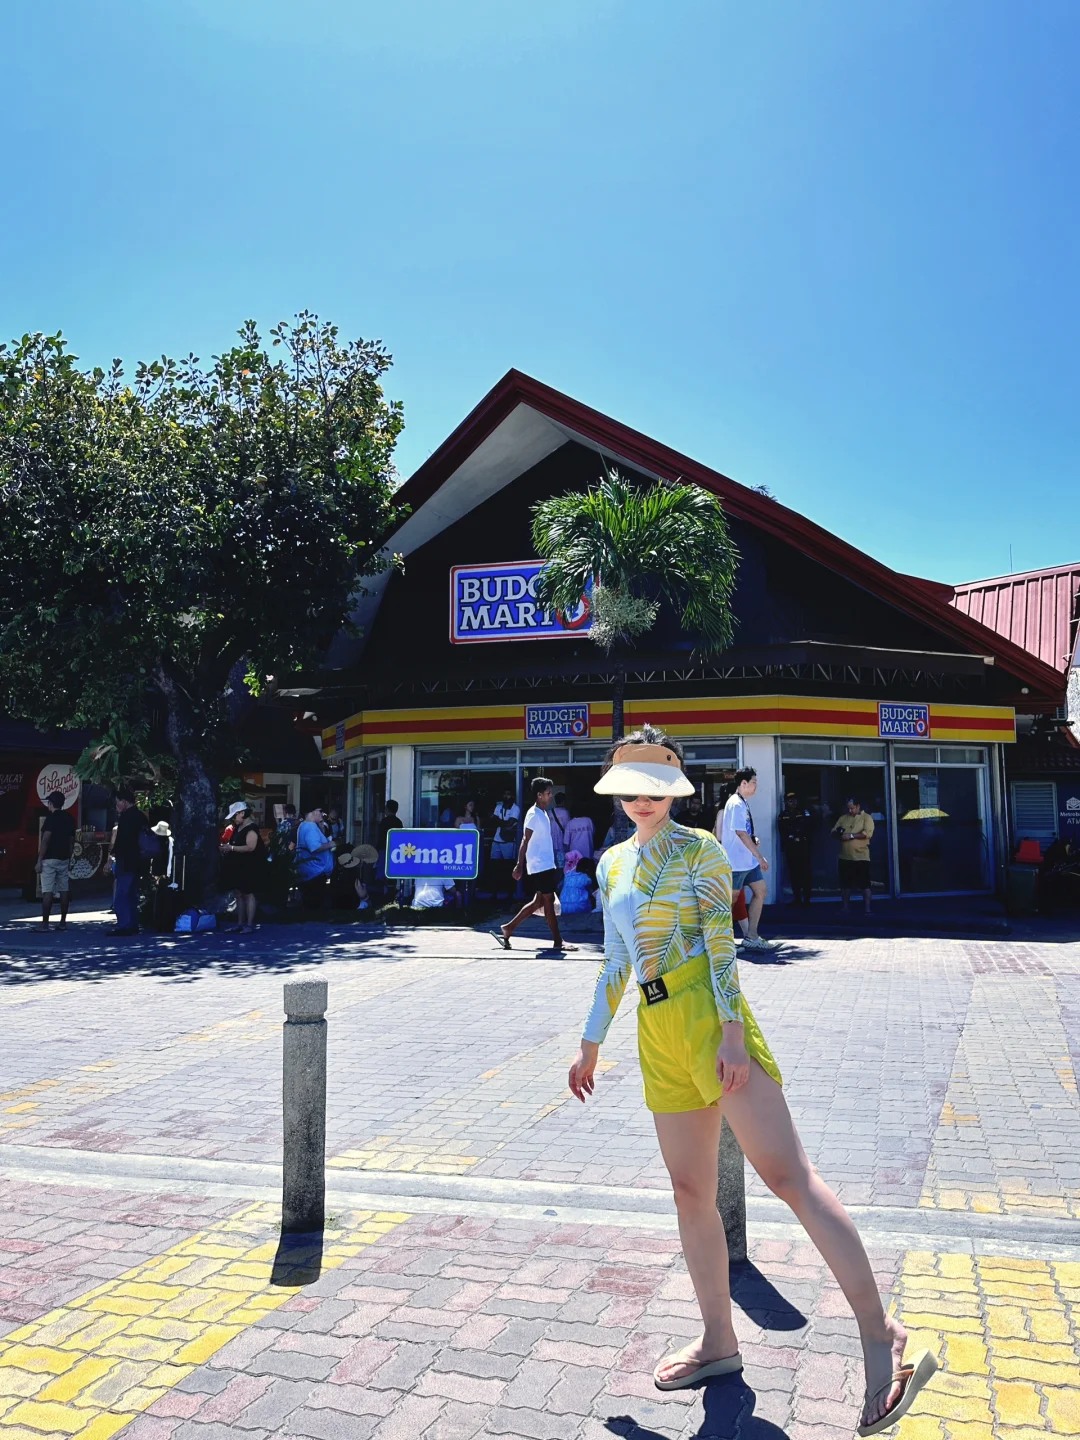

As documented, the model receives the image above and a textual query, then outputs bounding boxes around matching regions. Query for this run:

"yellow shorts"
[636,953,783,1113]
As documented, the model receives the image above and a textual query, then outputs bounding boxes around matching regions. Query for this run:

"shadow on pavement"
[603,1374,788,1438]
[730,1260,808,1330]
[0,924,428,986]
[270,1229,323,1287]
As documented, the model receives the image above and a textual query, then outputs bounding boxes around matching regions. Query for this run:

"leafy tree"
[532,468,739,741]
[0,316,403,896]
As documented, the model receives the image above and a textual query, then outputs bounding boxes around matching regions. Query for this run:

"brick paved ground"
[2,909,1080,1438]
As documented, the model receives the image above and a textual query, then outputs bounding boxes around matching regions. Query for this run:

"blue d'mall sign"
[526,703,590,740]
[450,561,591,644]
[384,828,480,880]
[878,702,931,739]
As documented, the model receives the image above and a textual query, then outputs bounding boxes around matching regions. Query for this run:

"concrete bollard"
[716,1115,747,1263]
[282,980,328,1233]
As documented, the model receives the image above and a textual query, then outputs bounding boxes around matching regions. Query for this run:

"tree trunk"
[154,665,220,903]
[611,655,625,744]
[609,655,633,844]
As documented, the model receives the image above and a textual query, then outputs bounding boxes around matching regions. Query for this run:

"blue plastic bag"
[175,908,217,933]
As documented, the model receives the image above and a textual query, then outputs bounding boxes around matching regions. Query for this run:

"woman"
[295,805,335,909]
[456,800,481,905]
[219,801,265,934]
[568,727,934,1435]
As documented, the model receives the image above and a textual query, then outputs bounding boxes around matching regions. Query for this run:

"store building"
[321,371,1065,902]
[950,562,1080,853]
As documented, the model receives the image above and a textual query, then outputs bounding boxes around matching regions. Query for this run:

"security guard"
[777,791,813,905]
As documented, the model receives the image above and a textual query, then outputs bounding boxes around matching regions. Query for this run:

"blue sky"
[4,0,1076,583]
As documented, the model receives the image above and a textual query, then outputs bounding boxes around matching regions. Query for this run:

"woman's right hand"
[569,1040,600,1102]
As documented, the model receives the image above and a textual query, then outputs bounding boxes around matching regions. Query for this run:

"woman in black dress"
[220,802,266,934]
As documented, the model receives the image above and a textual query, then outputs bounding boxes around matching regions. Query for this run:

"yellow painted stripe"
[0,1203,408,1437]
[326,695,1016,751]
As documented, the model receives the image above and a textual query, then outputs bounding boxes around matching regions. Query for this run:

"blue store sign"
[384,828,480,879]
[878,702,931,739]
[1059,782,1080,839]
[450,561,591,644]
[526,703,590,740]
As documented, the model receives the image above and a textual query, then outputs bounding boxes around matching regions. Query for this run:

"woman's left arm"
[688,837,750,1093]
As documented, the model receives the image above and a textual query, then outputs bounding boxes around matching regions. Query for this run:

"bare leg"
[41,892,53,924]
[840,885,852,916]
[502,892,542,939]
[723,1062,905,1427]
[539,893,570,950]
[746,879,766,939]
[652,1108,739,1383]
[59,890,70,923]
[863,885,873,915]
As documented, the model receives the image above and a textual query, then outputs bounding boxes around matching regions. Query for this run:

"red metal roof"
[395,369,1067,705]
[950,565,1080,673]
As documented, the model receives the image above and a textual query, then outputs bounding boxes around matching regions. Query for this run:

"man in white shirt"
[492,777,576,954]
[718,767,776,953]
[490,788,521,899]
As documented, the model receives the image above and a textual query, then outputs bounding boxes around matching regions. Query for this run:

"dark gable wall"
[360,441,1004,698]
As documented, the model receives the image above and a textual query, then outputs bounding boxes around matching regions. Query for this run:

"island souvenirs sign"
[384,828,480,879]
[878,702,931,739]
[450,561,591,644]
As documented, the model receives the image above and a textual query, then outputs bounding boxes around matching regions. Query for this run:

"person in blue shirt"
[295,806,335,909]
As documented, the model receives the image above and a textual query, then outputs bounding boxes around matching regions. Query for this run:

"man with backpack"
[108,787,151,936]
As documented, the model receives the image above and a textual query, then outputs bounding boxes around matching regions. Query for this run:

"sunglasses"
[614,795,668,804]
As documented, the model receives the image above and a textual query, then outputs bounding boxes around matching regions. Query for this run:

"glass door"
[781,761,891,899]
[894,761,991,892]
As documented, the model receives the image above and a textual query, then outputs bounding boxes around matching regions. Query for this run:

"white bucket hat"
[594,742,695,798]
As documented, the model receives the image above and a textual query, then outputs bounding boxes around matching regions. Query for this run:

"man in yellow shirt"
[832,797,875,916]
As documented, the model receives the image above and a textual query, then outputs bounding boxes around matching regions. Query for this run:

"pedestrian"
[295,805,335,909]
[778,791,814,905]
[553,791,571,832]
[490,788,521,898]
[568,727,935,1430]
[219,801,266,934]
[491,777,577,954]
[35,790,76,932]
[277,803,299,851]
[109,787,149,936]
[718,767,776,952]
[833,797,875,916]
[564,807,596,881]
[456,800,481,905]
[327,807,345,844]
[675,793,704,829]
[376,799,404,900]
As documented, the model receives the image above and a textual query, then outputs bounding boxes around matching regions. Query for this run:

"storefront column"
[388,745,415,825]
[741,735,780,905]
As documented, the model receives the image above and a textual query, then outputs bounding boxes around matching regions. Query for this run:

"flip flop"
[653,1350,743,1391]
[490,929,511,950]
[548,943,578,953]
[857,1350,938,1437]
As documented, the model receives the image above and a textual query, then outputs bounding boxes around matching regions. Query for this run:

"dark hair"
[846,796,861,807]
[728,767,757,795]
[115,786,136,805]
[285,804,296,815]
[601,724,686,776]
[46,790,66,810]
[385,799,399,814]
[532,775,554,799]
[555,791,566,804]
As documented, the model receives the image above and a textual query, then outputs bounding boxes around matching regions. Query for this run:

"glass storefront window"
[781,762,891,899]
[896,766,989,892]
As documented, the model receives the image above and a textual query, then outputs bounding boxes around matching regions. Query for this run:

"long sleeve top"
[582,819,741,1045]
